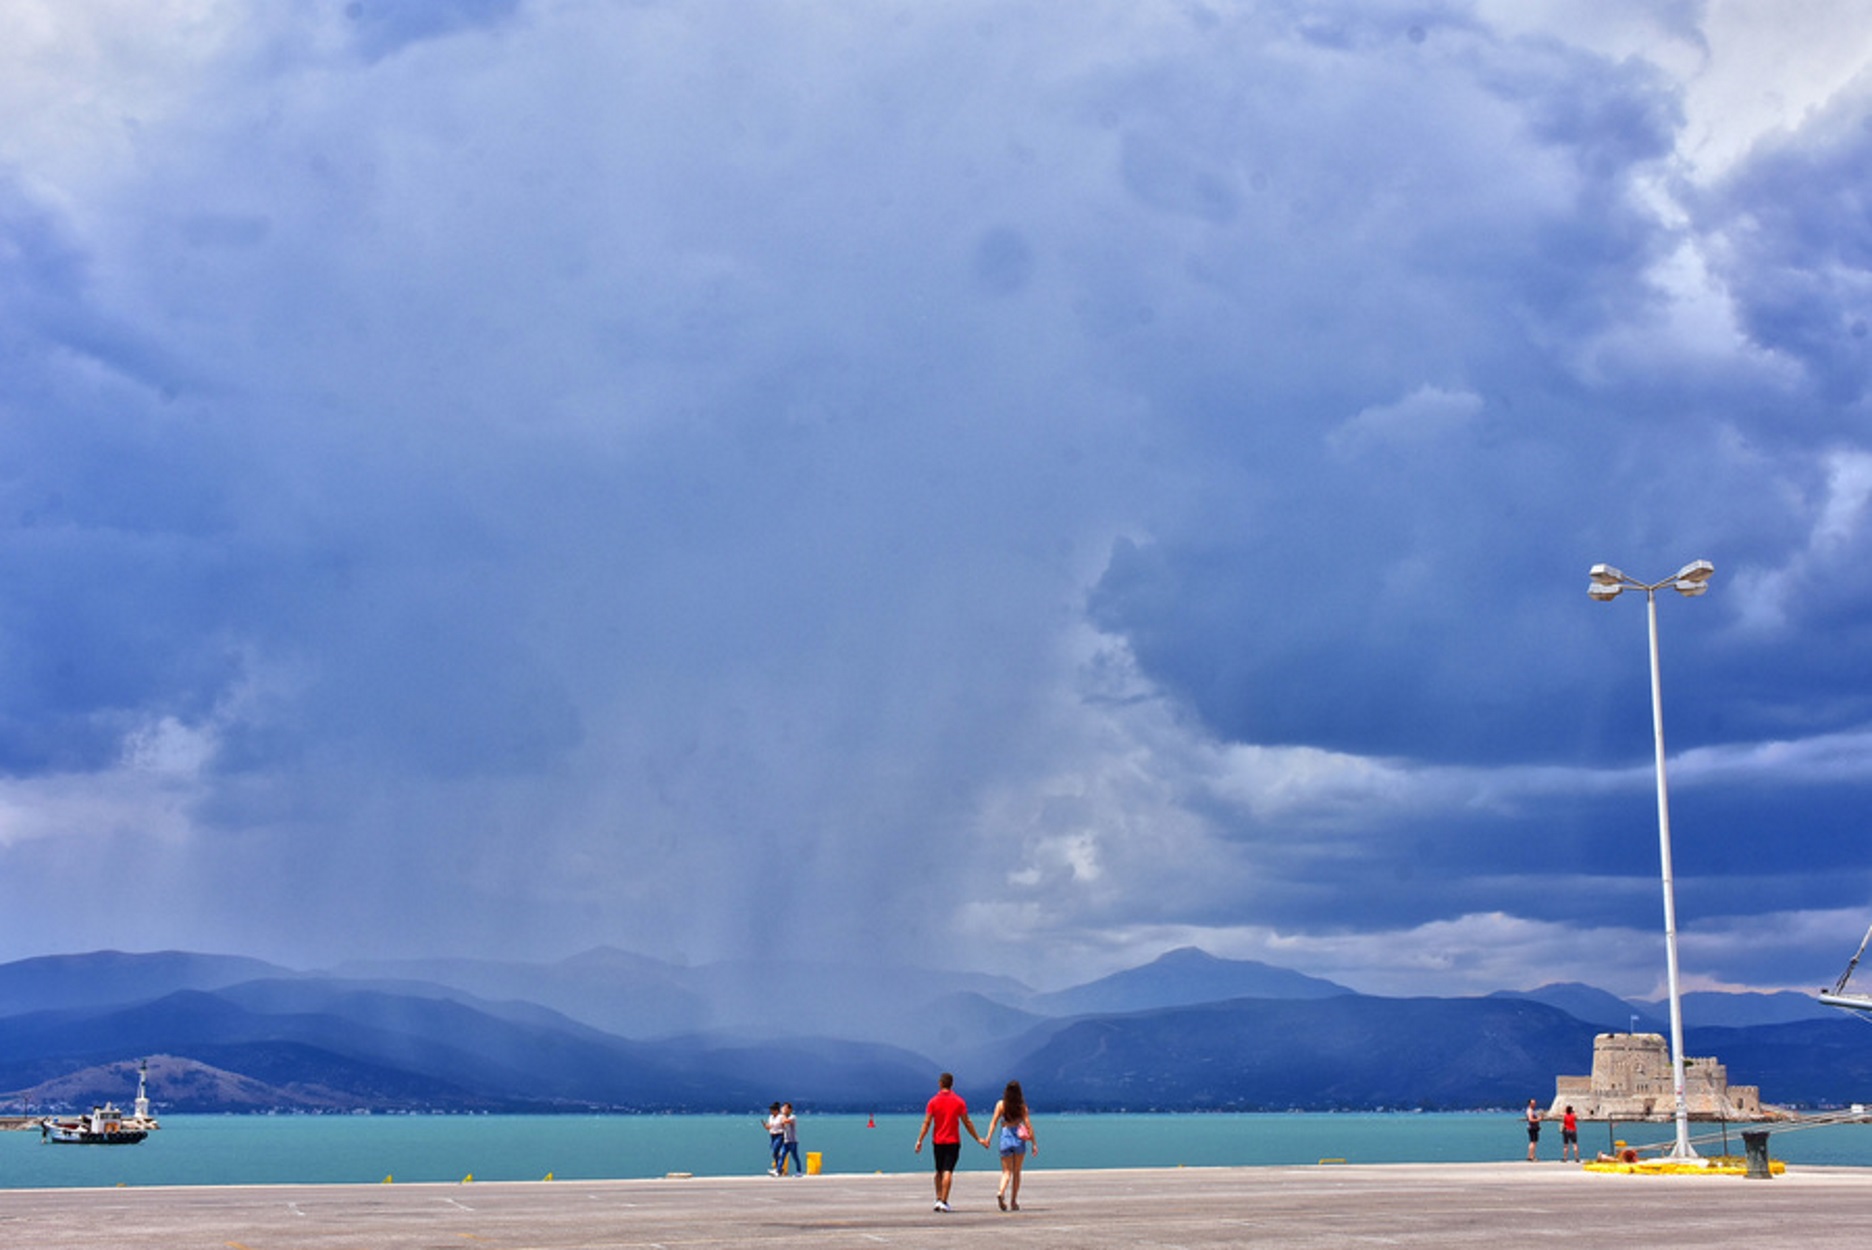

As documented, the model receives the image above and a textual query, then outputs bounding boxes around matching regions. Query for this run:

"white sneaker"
[936,1201,952,1213]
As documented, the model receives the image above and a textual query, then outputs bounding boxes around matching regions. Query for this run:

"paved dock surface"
[4,1163,1870,1248]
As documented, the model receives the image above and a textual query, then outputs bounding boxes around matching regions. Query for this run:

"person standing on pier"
[1525,1099,1543,1161]
[777,1103,803,1177]
[765,1103,785,1175]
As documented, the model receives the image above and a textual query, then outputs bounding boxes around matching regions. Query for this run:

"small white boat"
[41,1061,159,1146]
[42,1105,148,1145]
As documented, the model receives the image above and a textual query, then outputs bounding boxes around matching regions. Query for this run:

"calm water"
[4,1113,1871,1189]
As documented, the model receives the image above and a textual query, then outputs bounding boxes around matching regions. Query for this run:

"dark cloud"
[1700,88,1872,408]
[343,0,525,63]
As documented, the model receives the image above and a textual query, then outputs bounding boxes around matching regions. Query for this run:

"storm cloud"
[3,0,1872,999]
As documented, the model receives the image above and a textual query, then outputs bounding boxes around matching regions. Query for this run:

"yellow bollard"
[806,1152,822,1176]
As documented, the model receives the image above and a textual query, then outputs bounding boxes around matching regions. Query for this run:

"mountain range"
[1,946,1867,1114]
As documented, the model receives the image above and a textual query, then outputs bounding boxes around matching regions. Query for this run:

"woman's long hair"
[1002,1080,1026,1124]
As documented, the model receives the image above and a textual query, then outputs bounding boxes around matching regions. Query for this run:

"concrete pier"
[1,1163,1868,1248]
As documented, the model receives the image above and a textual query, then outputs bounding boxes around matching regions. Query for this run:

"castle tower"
[1551,1033,1773,1120]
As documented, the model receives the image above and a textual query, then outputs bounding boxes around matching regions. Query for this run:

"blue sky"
[4,0,1872,999]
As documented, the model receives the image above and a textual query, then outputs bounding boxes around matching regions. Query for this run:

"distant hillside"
[1500,984,1839,1032]
[850,989,1052,1064]
[1492,983,1663,1032]
[208,977,619,1039]
[329,948,1032,1044]
[1027,948,1353,1017]
[9,1051,464,1114]
[7,947,1872,1114]
[1691,1020,1872,1107]
[1008,997,1872,1112]
[327,949,709,1039]
[1016,996,1602,1110]
[0,950,291,1017]
[1673,990,1839,1029]
[0,984,935,1113]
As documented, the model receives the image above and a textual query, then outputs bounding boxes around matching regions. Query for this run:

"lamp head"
[1589,581,1623,601]
[1589,563,1626,586]
[1671,559,1714,597]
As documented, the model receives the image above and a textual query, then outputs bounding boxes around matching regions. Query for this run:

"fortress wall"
[1552,1033,1776,1121]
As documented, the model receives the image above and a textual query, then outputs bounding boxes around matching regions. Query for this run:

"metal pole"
[1646,588,1695,1158]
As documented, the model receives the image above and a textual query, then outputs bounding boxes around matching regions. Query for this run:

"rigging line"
[1752,1116,1872,1143]
[1621,1109,1872,1156]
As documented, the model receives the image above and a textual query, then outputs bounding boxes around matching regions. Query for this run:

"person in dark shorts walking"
[1561,1105,1580,1162]
[914,1072,985,1212]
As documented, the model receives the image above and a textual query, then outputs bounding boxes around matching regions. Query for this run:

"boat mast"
[1833,921,1872,996]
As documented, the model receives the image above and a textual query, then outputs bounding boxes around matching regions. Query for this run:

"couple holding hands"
[914,1073,1038,1213]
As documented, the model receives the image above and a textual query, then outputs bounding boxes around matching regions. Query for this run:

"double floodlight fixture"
[1588,559,1714,601]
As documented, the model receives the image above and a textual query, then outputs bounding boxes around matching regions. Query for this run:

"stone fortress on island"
[1549,1032,1789,1121]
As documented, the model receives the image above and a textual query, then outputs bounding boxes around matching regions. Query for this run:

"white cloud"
[1679,0,1872,181]
[1674,726,1872,786]
[1730,447,1872,633]
[1475,0,1872,183]
[0,721,209,851]
[1327,385,1485,458]
[121,715,216,776]
[0,1,263,214]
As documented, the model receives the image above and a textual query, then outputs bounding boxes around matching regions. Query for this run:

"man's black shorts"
[933,1141,961,1172]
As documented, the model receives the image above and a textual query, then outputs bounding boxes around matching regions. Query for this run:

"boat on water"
[41,1060,159,1146]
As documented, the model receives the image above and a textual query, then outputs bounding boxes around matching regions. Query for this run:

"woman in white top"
[765,1103,785,1175]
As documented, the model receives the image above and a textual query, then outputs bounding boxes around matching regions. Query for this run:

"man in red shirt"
[913,1071,985,1212]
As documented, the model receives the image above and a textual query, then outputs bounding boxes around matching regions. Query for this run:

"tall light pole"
[1588,558,1713,1160]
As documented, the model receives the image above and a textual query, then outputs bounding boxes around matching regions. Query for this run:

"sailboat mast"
[1834,921,1872,996]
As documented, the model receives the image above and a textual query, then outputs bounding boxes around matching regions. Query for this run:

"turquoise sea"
[5,1113,1872,1189]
